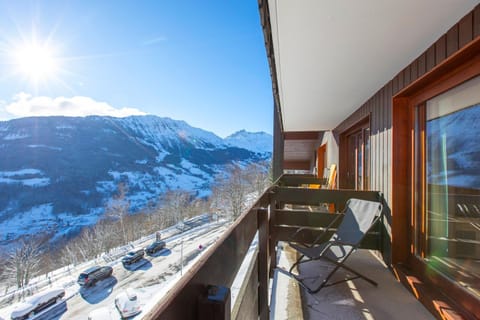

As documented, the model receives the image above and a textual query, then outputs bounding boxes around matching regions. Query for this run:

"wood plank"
[144,209,258,320]
[272,187,382,211]
[275,209,341,227]
[435,35,447,64]
[284,131,320,140]
[392,75,399,95]
[418,53,426,77]
[273,106,284,180]
[383,86,389,199]
[269,199,277,278]
[446,24,459,57]
[398,69,404,91]
[404,65,411,86]
[426,45,436,72]
[391,97,410,264]
[257,208,269,320]
[283,160,310,170]
[409,51,480,107]
[338,132,347,188]
[397,36,480,102]
[378,89,384,193]
[475,5,480,38]
[371,94,377,191]
[411,59,418,81]
[279,174,326,186]
[459,12,473,48]
[384,83,392,262]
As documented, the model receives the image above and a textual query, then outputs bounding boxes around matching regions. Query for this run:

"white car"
[87,307,116,320]
[10,287,65,320]
[114,288,141,318]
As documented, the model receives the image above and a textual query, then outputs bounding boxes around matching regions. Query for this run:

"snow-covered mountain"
[225,130,272,154]
[0,115,271,248]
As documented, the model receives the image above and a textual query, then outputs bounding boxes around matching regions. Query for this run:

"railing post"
[269,196,278,278]
[257,207,269,320]
[198,285,231,320]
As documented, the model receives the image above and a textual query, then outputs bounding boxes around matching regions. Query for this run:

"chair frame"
[286,198,383,294]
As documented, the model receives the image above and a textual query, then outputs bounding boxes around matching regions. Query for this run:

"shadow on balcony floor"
[271,245,434,320]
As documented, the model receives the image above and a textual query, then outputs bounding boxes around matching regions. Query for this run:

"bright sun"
[14,44,58,82]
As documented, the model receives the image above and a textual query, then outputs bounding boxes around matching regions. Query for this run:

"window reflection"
[426,101,480,297]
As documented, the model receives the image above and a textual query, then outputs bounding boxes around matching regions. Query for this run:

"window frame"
[392,36,480,316]
[339,116,371,190]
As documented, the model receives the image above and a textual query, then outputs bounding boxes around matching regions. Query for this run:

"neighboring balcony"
[142,174,433,320]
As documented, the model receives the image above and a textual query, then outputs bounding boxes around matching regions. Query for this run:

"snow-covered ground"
[0,217,230,320]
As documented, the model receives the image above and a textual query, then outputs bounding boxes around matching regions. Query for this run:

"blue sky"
[0,1,272,137]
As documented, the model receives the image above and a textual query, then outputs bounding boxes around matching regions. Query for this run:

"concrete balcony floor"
[271,245,434,320]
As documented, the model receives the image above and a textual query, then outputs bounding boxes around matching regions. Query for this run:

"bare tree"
[92,220,118,252]
[76,227,102,261]
[159,189,193,225]
[211,161,271,220]
[244,161,271,197]
[59,242,80,267]
[105,183,130,244]
[211,164,249,220]
[4,237,45,288]
[137,207,161,235]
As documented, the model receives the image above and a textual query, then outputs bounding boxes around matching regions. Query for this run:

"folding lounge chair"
[286,198,383,294]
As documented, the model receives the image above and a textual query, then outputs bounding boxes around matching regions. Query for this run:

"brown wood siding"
[459,13,473,48]
[475,6,480,37]
[273,100,284,180]
[333,3,480,240]
[426,44,436,72]
[446,24,459,57]
[418,53,426,77]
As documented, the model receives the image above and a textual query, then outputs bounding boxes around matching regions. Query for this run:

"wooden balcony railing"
[143,174,388,320]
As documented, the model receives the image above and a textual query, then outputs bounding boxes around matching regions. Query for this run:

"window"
[344,123,370,190]
[415,75,480,297]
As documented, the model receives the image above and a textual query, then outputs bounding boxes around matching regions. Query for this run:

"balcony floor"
[271,245,434,320]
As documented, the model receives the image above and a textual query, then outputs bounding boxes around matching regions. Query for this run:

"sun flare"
[13,43,58,82]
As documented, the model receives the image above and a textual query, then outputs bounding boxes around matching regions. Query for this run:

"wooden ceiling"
[283,131,321,170]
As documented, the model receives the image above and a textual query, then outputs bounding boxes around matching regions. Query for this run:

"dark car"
[122,249,145,265]
[145,240,166,255]
[10,287,65,320]
[77,265,113,287]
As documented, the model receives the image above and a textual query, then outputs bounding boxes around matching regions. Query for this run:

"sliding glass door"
[414,75,480,298]
[346,126,370,190]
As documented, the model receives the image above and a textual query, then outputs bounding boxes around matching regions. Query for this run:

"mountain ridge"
[0,115,272,248]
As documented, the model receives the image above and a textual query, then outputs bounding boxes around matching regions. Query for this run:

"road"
[0,220,228,320]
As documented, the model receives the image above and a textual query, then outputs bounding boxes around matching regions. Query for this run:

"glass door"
[414,75,480,298]
[346,127,370,190]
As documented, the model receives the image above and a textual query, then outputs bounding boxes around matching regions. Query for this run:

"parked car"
[77,265,113,287]
[10,287,65,320]
[145,240,166,255]
[115,288,142,318]
[122,249,144,265]
[87,307,116,320]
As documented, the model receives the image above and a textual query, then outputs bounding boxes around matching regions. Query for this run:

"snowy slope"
[0,115,272,248]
